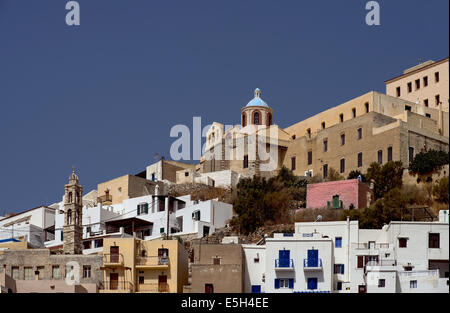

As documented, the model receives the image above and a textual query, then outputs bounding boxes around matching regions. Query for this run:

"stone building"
[198,88,449,182]
[385,57,449,112]
[63,168,83,254]
[185,241,244,293]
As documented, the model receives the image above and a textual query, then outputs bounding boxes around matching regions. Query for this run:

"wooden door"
[110,273,119,290]
[110,246,119,263]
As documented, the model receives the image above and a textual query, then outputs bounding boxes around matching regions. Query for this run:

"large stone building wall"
[385,57,449,112]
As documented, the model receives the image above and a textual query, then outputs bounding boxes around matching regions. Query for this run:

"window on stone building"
[291,157,296,171]
[388,147,393,162]
[378,279,386,288]
[435,72,440,83]
[435,94,440,106]
[340,133,345,146]
[423,76,428,87]
[424,99,429,107]
[410,280,417,289]
[378,150,383,164]
[429,233,440,248]
[94,239,103,248]
[292,134,296,140]
[253,111,260,125]
[408,147,414,162]
[339,113,344,123]
[185,171,189,177]
[405,105,411,111]
[352,108,356,118]
[357,152,363,167]
[83,265,91,278]
[322,122,326,129]
[242,113,247,127]
[307,151,312,165]
[340,159,345,174]
[213,258,221,265]
[357,128,362,140]
[52,266,60,279]
[396,87,401,97]
[426,113,431,118]
[12,267,19,280]
[323,139,328,152]
[415,79,420,90]
[24,267,33,280]
[243,155,249,168]
[306,128,311,138]
[267,113,272,126]
[36,266,45,280]
[407,82,412,93]
[365,102,369,113]
[139,276,145,284]
[323,164,328,179]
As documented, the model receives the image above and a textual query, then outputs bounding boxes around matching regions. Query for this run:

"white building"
[44,186,233,253]
[0,206,55,248]
[243,214,449,293]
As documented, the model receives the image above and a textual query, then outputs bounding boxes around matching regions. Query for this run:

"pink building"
[306,179,374,210]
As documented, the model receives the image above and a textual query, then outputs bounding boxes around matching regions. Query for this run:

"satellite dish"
[315,215,323,222]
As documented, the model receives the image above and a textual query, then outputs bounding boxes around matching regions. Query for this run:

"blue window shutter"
[288,278,294,289]
[274,279,280,289]
[137,204,140,215]
[341,264,345,274]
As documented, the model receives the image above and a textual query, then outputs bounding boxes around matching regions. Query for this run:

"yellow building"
[100,237,188,293]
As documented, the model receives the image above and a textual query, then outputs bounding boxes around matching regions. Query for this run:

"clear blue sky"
[0,0,448,213]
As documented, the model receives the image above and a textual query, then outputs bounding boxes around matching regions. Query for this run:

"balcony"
[275,259,294,271]
[303,259,323,271]
[99,280,133,293]
[97,194,112,205]
[137,282,170,293]
[352,243,390,250]
[103,253,125,267]
[135,256,170,270]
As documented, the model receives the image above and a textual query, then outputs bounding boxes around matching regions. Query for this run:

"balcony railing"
[137,282,169,293]
[303,258,323,269]
[97,194,112,204]
[136,256,170,267]
[398,270,439,278]
[103,253,125,266]
[99,280,133,292]
[352,243,390,250]
[366,260,397,267]
[275,259,294,269]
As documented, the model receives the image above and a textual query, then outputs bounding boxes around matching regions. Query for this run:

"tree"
[409,149,449,203]
[366,161,403,199]
[347,170,366,182]
[327,167,344,181]
[433,176,449,204]
[230,167,307,234]
[409,150,449,179]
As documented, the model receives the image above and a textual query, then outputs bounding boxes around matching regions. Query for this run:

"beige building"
[385,57,449,112]
[146,157,196,183]
[97,174,163,205]
[100,237,188,293]
[199,88,449,182]
[0,249,102,293]
[185,242,244,293]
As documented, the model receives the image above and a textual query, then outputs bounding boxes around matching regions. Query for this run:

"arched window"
[68,192,73,203]
[141,250,147,257]
[67,209,72,225]
[253,111,260,125]
[242,113,247,127]
[267,113,272,126]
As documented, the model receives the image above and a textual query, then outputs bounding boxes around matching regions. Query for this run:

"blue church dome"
[246,88,269,107]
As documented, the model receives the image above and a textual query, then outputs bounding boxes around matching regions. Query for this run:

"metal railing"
[97,194,112,204]
[137,282,169,293]
[366,260,397,267]
[103,253,125,265]
[352,243,390,250]
[99,280,133,291]
[136,256,170,266]
[303,258,323,268]
[275,259,294,268]
[400,269,440,278]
